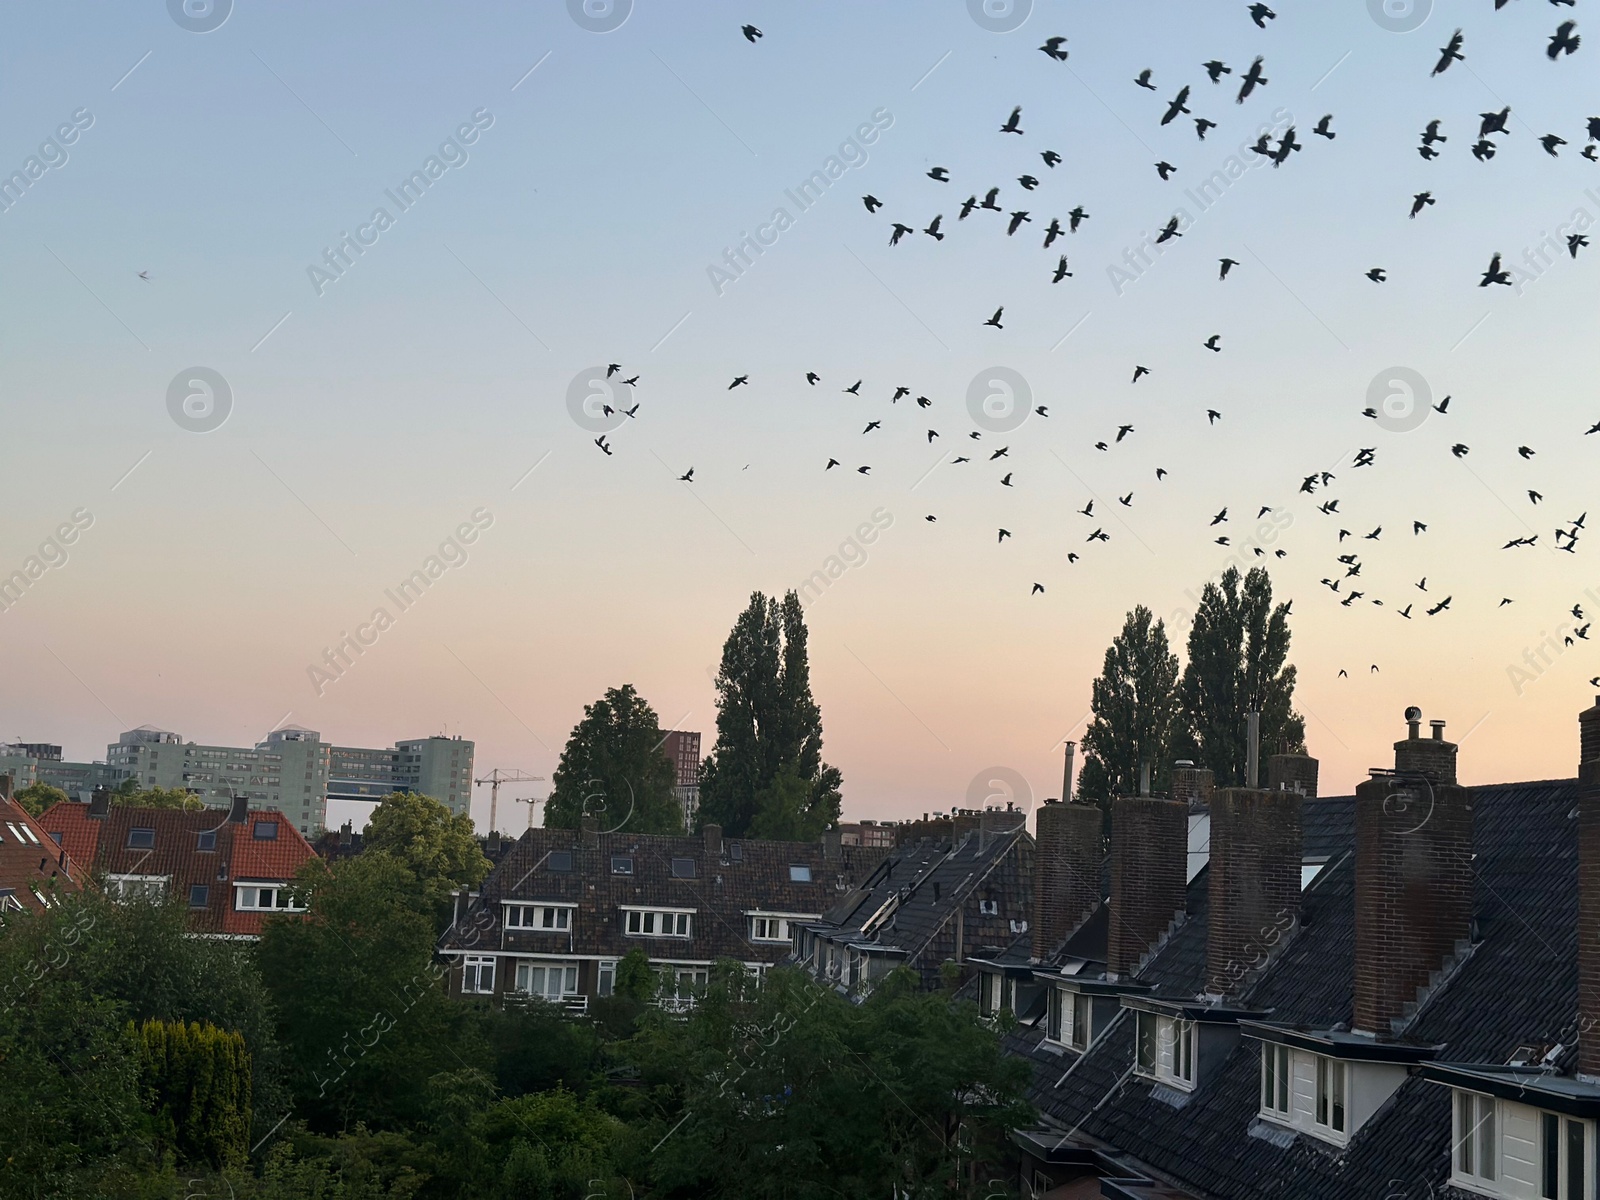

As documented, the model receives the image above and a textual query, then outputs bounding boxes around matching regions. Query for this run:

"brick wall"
[1032,800,1103,959]
[1206,787,1302,997]
[1170,765,1214,810]
[1352,736,1473,1034]
[1107,796,1188,978]
[1266,753,1319,798]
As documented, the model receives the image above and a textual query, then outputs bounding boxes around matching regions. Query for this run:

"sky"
[2,0,1598,831]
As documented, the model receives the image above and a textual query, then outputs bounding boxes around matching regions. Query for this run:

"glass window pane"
[1457,1091,1474,1174]
[1317,1059,1328,1126]
[1566,1119,1584,1200]
[1542,1112,1559,1198]
[1332,1062,1346,1132]
[1480,1097,1495,1181]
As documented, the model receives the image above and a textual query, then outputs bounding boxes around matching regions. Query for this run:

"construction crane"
[474,768,543,833]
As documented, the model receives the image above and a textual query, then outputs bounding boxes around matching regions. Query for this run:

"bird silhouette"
[1410,191,1435,218]
[1204,60,1231,83]
[1116,424,1134,442]
[1032,582,1046,594]
[1043,217,1064,247]
[1052,255,1073,283]
[741,24,762,42]
[1479,253,1512,287]
[1135,69,1157,90]
[1018,174,1039,190]
[1549,21,1580,60]
[998,529,1012,543]
[924,214,945,240]
[1433,30,1465,75]
[958,195,978,220]
[927,166,950,182]
[1541,134,1567,157]
[1204,334,1222,352]
[1220,257,1239,279]
[862,195,883,213]
[843,380,861,395]
[1040,36,1069,61]
[1571,234,1590,258]
[862,421,880,434]
[1161,87,1192,125]
[1195,118,1218,139]
[595,435,612,456]
[1237,57,1268,103]
[1132,365,1150,383]
[1249,3,1275,28]
[728,375,748,389]
[1041,150,1062,167]
[1156,216,1183,244]
[826,458,840,470]
[1428,596,1452,615]
[1480,107,1511,138]
[889,223,913,246]
[1068,206,1090,231]
[1156,161,1177,180]
[1314,114,1335,139]
[983,307,1004,329]
[805,372,820,386]
[1006,210,1032,235]
[1206,409,1222,424]
[678,466,694,481]
[981,187,1002,212]
[1473,139,1498,162]
[1422,119,1447,146]
[1000,106,1024,134]
[1367,268,1388,282]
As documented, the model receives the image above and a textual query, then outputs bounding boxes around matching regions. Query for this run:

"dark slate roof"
[1009,778,1582,1200]
[1301,794,1354,860]
[438,826,885,963]
[810,825,1031,963]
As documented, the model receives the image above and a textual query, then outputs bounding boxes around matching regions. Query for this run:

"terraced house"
[984,704,1600,1200]
[437,820,886,1011]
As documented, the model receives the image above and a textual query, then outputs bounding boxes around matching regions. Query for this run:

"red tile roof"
[0,795,88,913]
[37,802,317,936]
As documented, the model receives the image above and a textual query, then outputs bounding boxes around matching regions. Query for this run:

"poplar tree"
[544,684,683,835]
[1077,606,1182,822]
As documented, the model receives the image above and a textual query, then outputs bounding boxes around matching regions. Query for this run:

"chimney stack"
[579,815,598,847]
[1170,762,1215,810]
[1352,708,1473,1035]
[1061,741,1076,801]
[1578,697,1600,1078]
[704,822,722,858]
[1207,786,1303,997]
[88,786,111,819]
[1245,712,1261,789]
[228,794,249,824]
[1267,749,1320,797]
[1031,797,1103,959]
[1107,794,1188,978]
[0,774,11,803]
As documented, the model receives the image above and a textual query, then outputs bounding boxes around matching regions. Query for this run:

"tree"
[543,684,683,836]
[13,781,68,816]
[1178,566,1306,786]
[1077,606,1182,820]
[114,778,205,809]
[256,854,489,1133]
[698,591,843,838]
[133,1018,253,1169]
[363,790,492,924]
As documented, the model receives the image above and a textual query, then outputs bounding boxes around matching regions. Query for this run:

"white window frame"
[233,883,305,913]
[747,911,815,943]
[623,906,694,938]
[597,959,617,997]
[504,902,575,931]
[1451,1089,1498,1190]
[513,958,579,1000]
[1260,1043,1291,1118]
[462,955,496,994]
[1068,990,1092,1050]
[1538,1108,1593,1200]
[1133,1012,1195,1090]
[107,873,169,902]
[1315,1056,1348,1139]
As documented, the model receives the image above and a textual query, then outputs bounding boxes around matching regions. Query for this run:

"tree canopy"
[543,684,684,835]
[1178,566,1305,785]
[1077,606,1182,816]
[697,591,842,838]
[363,790,492,924]
[12,781,69,816]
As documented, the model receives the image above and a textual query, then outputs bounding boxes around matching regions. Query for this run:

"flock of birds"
[593,7,1594,679]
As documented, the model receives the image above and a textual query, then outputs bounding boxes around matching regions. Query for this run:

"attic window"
[610,855,633,875]
[188,884,209,908]
[671,857,696,879]
[197,830,217,851]
[0,889,21,912]
[252,820,277,841]
[548,851,573,873]
[789,864,812,882]
[127,827,155,850]
[1133,1011,1195,1091]
[729,843,742,862]
[979,898,999,915]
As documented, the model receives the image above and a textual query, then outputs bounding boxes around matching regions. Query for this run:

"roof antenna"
[1246,712,1260,788]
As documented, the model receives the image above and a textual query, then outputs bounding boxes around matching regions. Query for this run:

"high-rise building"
[660,730,702,828]
[1,726,474,836]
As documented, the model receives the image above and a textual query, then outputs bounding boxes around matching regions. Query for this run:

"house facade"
[39,789,317,937]
[0,774,86,912]
[437,820,886,1011]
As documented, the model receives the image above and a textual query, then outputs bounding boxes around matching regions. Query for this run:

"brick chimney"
[1107,795,1188,978]
[1170,762,1214,810]
[1206,787,1303,997]
[1032,798,1102,959]
[1579,697,1600,1078]
[1267,750,1319,797]
[228,794,249,824]
[1352,708,1473,1035]
[88,785,111,819]
[580,815,598,848]
[704,822,722,858]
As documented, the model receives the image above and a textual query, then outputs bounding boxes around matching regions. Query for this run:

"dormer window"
[505,903,573,931]
[1315,1057,1348,1136]
[1441,1087,1594,1199]
[1133,1011,1195,1090]
[1046,987,1093,1050]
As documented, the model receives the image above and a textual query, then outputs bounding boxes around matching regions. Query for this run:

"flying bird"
[1479,253,1512,287]
[1206,409,1222,424]
[1314,114,1335,139]
[862,195,882,213]
[927,166,950,182]
[1237,57,1268,103]
[1007,210,1032,235]
[1132,365,1150,383]
[1043,217,1064,247]
[1541,133,1567,156]
[1548,21,1580,60]
[1195,118,1218,139]
[1040,36,1069,62]
[1220,257,1239,279]
[1000,106,1024,134]
[1052,255,1073,283]
[1249,3,1276,28]
[1204,334,1222,352]
[1018,174,1039,190]
[728,375,748,389]
[1156,161,1177,180]
[889,222,913,246]
[924,214,945,240]
[1135,69,1157,90]
[1068,206,1090,231]
[1204,60,1231,82]
[1161,87,1192,126]
[1156,216,1183,243]
[1042,150,1062,167]
[1367,268,1388,282]
[741,24,762,42]
[1479,108,1511,138]
[1433,30,1465,75]
[1410,191,1435,218]
[678,466,694,481]
[983,307,1004,329]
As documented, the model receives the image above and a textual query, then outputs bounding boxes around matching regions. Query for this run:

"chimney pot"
[1430,719,1447,742]
[1062,740,1077,802]
[1246,713,1261,789]
[1405,705,1422,740]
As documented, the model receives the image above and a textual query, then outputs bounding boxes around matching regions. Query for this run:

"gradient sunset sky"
[2,0,1597,829]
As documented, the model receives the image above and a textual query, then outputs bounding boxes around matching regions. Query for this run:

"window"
[624,908,693,938]
[548,851,573,872]
[597,960,616,997]
[1173,1019,1195,1086]
[1047,989,1093,1050]
[197,830,217,851]
[252,820,277,840]
[463,956,496,994]
[979,898,999,915]
[1540,1111,1592,1199]
[127,827,155,850]
[1261,1044,1291,1117]
[1454,1090,1496,1185]
[1136,1011,1158,1074]
[107,874,168,902]
[514,960,578,1000]
[1070,992,1092,1050]
[729,843,742,862]
[750,916,794,942]
[610,855,633,875]
[505,904,573,931]
[188,884,209,908]
[1316,1057,1347,1134]
[789,864,812,882]
[979,972,1003,1016]
[0,889,20,912]
[235,885,305,912]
